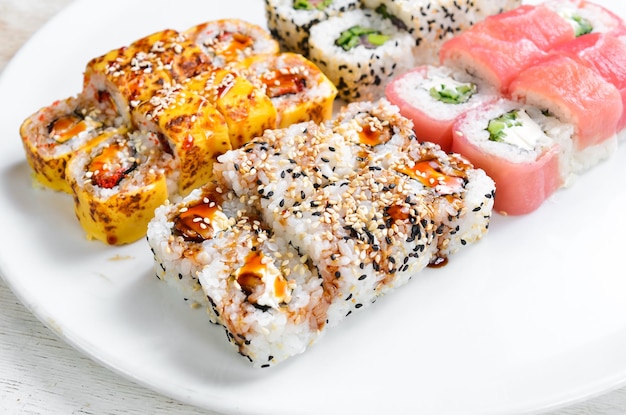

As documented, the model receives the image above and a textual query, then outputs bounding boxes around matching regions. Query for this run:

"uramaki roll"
[184,68,277,149]
[235,52,337,128]
[184,19,279,69]
[19,94,121,193]
[66,130,173,245]
[307,8,416,101]
[132,81,231,196]
[147,183,325,368]
[263,0,360,55]
[83,29,211,126]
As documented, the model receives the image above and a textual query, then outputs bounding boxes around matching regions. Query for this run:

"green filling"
[571,15,593,37]
[429,82,476,104]
[335,25,390,51]
[486,110,523,142]
[293,0,332,11]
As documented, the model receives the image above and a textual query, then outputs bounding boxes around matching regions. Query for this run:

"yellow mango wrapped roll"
[132,82,231,195]
[19,94,121,193]
[83,29,211,126]
[66,130,173,245]
[237,52,337,128]
[185,68,277,149]
[185,19,279,69]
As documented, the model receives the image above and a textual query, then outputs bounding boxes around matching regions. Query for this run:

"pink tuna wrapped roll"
[451,99,574,216]
[439,27,546,94]
[439,1,626,94]
[477,4,576,51]
[552,32,626,135]
[509,54,622,160]
[439,4,575,94]
[384,65,499,152]
[543,0,626,37]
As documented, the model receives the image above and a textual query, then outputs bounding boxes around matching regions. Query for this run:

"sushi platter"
[1,0,626,414]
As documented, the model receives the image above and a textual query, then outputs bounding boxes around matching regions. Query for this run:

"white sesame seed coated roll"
[147,183,326,368]
[205,98,495,367]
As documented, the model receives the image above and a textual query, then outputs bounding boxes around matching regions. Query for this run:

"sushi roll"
[214,120,358,209]
[147,182,326,368]
[184,19,280,69]
[384,64,499,152]
[438,7,552,94]
[147,182,245,309]
[264,0,360,55]
[184,68,278,149]
[451,98,575,215]
[215,98,496,326]
[552,32,626,137]
[19,94,121,193]
[543,0,626,37]
[509,54,622,173]
[361,0,522,65]
[217,136,440,329]
[131,81,232,197]
[330,95,417,155]
[83,29,211,126]
[439,1,626,94]
[330,99,495,262]
[150,97,496,367]
[66,130,174,245]
[307,8,416,101]
[235,52,337,128]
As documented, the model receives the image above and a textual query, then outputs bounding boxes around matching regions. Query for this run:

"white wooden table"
[1,1,626,414]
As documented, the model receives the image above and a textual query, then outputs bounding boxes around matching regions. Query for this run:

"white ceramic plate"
[2,1,626,414]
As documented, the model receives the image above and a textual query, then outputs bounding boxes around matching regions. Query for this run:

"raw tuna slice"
[509,54,622,156]
[439,29,547,94]
[553,32,626,134]
[477,4,576,51]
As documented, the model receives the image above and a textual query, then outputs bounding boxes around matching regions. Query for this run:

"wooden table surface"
[1,1,626,414]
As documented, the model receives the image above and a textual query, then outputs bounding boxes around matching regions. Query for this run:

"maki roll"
[214,97,495,346]
[264,0,360,55]
[384,64,499,152]
[543,0,626,37]
[215,120,358,210]
[184,19,280,69]
[552,32,626,136]
[307,8,416,101]
[131,81,232,196]
[330,99,495,262]
[147,183,326,368]
[19,94,121,193]
[439,1,626,94]
[215,125,440,329]
[361,0,522,65]
[66,130,174,245]
[184,68,278,149]
[148,182,252,309]
[451,98,575,215]
[509,54,622,171]
[149,97,496,367]
[83,29,211,126]
[236,52,337,128]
